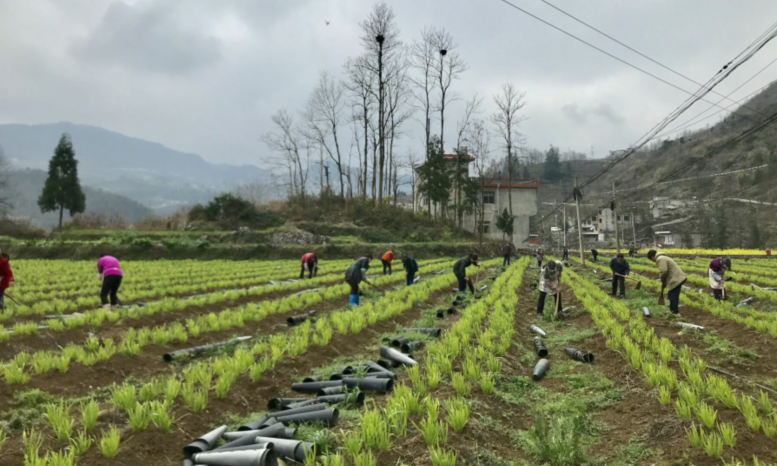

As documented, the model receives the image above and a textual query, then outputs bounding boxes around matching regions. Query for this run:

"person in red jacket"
[0,252,15,310]
[381,250,394,275]
[300,253,318,279]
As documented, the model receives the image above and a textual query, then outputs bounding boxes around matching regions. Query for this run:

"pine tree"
[416,136,452,218]
[495,207,515,240]
[38,134,86,228]
[543,145,562,182]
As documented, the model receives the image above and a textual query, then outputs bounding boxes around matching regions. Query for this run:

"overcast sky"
[2,0,777,169]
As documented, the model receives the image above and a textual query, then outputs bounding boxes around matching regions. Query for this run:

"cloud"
[562,103,625,125]
[70,1,222,75]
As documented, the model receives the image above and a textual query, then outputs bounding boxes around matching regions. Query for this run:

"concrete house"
[414,153,539,247]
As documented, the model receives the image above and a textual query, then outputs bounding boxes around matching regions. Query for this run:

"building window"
[623,215,630,222]
[482,191,495,204]
[479,221,491,234]
[591,216,596,221]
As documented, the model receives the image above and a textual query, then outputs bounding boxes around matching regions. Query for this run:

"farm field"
[1,253,777,466]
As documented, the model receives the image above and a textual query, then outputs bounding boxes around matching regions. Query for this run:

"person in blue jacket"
[401,254,419,286]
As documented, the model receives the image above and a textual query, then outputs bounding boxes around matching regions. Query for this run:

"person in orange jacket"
[381,249,394,275]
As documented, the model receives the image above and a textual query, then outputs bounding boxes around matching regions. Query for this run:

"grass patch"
[700,330,758,366]
[295,421,335,452]
[496,375,547,406]
[608,437,654,466]
[0,389,56,431]
[511,414,595,466]
[468,449,528,466]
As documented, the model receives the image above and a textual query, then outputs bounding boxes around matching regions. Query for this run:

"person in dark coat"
[562,246,569,261]
[401,254,419,286]
[591,249,599,262]
[345,254,373,306]
[502,243,515,267]
[609,253,630,297]
[453,254,481,294]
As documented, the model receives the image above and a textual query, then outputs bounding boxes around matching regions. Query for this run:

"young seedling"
[479,372,495,394]
[703,432,723,457]
[695,402,717,429]
[45,401,74,441]
[429,446,457,466]
[352,450,377,466]
[339,429,362,455]
[718,422,736,448]
[99,425,121,458]
[445,397,471,432]
[451,373,471,397]
[360,409,390,450]
[658,386,672,405]
[69,429,93,456]
[127,402,150,432]
[686,422,703,448]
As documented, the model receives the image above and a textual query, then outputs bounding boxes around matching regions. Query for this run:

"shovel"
[658,292,665,306]
[615,273,641,290]
[554,290,561,318]
[3,292,22,307]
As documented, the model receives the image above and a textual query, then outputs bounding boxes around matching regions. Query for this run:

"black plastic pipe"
[401,328,442,337]
[344,377,394,394]
[376,359,398,370]
[291,380,344,393]
[302,375,322,383]
[267,398,307,411]
[284,399,321,410]
[287,310,316,326]
[401,341,423,353]
[529,325,547,338]
[237,415,270,432]
[223,423,287,441]
[267,403,327,420]
[254,437,314,463]
[274,408,339,427]
[363,360,395,374]
[215,442,275,453]
[380,345,418,366]
[192,448,278,466]
[564,347,594,364]
[163,336,252,362]
[338,366,354,375]
[216,426,275,451]
[642,307,651,318]
[317,385,345,396]
[183,424,227,458]
[390,336,409,348]
[533,337,548,358]
[533,359,550,381]
[316,392,365,406]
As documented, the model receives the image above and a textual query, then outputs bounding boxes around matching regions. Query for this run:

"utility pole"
[631,212,637,249]
[563,203,567,248]
[574,175,585,265]
[554,199,559,251]
[613,181,621,254]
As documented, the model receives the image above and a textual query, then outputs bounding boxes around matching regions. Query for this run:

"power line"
[655,57,777,138]
[533,0,775,119]
[496,0,767,123]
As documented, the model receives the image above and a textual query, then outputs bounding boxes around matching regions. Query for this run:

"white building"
[414,154,539,247]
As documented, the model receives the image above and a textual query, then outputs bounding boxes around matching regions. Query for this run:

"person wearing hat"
[708,257,731,301]
[536,247,545,268]
[647,250,686,314]
[537,260,563,317]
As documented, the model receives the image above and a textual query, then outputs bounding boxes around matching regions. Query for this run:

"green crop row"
[1,258,455,385]
[22,259,501,462]
[563,267,777,463]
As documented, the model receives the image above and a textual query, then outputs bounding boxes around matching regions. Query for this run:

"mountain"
[7,168,153,228]
[0,122,270,212]
[593,80,777,204]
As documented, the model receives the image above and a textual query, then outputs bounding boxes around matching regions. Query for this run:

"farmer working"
[609,253,631,298]
[502,243,515,267]
[648,250,687,315]
[453,254,481,295]
[537,260,563,318]
[381,249,394,275]
[536,247,545,268]
[591,249,599,262]
[0,251,14,310]
[345,254,373,306]
[98,253,123,312]
[709,257,732,301]
[562,246,569,262]
[300,252,318,279]
[401,254,419,286]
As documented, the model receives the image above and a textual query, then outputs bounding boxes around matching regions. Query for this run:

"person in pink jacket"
[97,253,123,312]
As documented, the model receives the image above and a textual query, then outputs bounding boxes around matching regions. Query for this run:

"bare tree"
[490,83,527,217]
[359,2,401,204]
[468,119,496,244]
[262,109,310,199]
[452,94,483,226]
[402,150,422,212]
[431,28,468,154]
[233,179,273,205]
[345,55,374,199]
[410,27,438,214]
[305,71,347,197]
[384,47,413,199]
[0,146,13,218]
